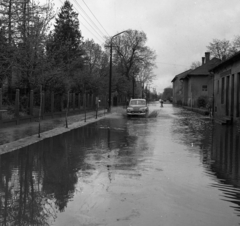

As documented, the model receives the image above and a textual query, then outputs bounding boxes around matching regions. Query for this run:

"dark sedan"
[126,99,148,116]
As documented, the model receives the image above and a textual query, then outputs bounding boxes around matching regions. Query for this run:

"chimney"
[202,57,205,65]
[205,52,210,63]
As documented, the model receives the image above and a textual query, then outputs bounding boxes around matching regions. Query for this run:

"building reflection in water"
[171,109,240,218]
[209,124,240,214]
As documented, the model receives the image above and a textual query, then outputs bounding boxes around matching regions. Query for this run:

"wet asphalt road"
[0,103,240,226]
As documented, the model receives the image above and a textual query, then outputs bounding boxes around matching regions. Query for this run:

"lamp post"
[108,30,128,112]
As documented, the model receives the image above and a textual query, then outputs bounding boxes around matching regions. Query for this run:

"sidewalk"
[0,109,108,154]
[182,106,209,115]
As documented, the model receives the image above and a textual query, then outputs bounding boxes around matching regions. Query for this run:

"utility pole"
[106,30,128,112]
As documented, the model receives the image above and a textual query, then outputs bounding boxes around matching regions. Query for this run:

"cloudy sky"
[43,0,240,93]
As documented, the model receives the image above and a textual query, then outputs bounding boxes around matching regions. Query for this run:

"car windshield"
[130,100,146,105]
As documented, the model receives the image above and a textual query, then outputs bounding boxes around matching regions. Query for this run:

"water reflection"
[0,117,147,225]
[3,106,240,225]
[172,109,240,217]
[210,125,240,214]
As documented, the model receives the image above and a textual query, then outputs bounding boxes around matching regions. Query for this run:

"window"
[130,100,146,105]
[221,77,225,104]
[237,73,240,117]
[202,85,207,91]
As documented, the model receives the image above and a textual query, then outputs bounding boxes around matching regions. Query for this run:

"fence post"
[78,93,81,111]
[38,85,42,138]
[95,96,99,119]
[30,90,33,121]
[91,94,94,109]
[69,92,72,110]
[65,91,69,128]
[42,91,45,119]
[73,92,75,111]
[15,89,19,125]
[84,93,86,122]
[104,96,107,115]
[60,94,64,113]
[51,91,54,118]
[0,88,2,122]
[86,94,89,109]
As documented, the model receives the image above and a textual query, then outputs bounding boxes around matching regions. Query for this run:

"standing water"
[0,104,240,226]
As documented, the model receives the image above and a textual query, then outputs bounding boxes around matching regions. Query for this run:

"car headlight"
[127,107,133,111]
[139,107,147,111]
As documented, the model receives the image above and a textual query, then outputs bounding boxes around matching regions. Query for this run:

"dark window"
[237,73,240,117]
[221,77,225,104]
[202,85,207,91]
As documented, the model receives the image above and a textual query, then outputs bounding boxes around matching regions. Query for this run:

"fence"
[0,88,108,126]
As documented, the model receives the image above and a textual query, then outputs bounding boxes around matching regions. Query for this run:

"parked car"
[126,98,148,117]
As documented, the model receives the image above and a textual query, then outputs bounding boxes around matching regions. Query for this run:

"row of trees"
[190,36,240,69]
[0,0,156,108]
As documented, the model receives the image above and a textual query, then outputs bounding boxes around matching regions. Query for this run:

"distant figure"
[126,98,129,108]
[159,99,163,107]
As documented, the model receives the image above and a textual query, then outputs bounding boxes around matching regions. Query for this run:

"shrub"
[176,100,182,105]
[197,95,208,108]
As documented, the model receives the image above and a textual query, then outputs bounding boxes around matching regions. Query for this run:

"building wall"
[187,76,213,107]
[214,61,240,121]
[172,77,183,104]
[182,80,188,105]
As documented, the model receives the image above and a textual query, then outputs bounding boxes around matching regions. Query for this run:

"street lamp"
[108,30,128,112]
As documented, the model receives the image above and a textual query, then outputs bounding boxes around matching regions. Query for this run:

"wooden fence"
[0,88,107,126]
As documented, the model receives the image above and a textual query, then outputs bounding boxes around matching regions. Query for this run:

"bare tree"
[106,29,156,97]
[82,39,105,76]
[206,38,238,60]
[0,0,55,94]
[233,35,240,50]
[190,61,201,69]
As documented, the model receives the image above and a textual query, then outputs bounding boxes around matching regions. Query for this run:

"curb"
[0,114,105,155]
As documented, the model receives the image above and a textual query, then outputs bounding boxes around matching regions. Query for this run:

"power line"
[72,0,107,37]
[71,0,106,40]
[82,0,109,36]
[56,0,105,44]
[155,61,188,67]
[80,23,105,44]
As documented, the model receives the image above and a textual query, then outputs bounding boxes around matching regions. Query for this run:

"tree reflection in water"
[0,118,137,225]
[0,126,93,225]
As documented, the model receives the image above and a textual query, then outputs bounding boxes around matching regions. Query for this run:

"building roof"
[210,51,240,72]
[171,69,192,82]
[182,58,221,80]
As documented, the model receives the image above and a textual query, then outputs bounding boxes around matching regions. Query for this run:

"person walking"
[159,99,163,107]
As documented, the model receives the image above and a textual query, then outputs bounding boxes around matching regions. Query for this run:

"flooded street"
[0,103,240,226]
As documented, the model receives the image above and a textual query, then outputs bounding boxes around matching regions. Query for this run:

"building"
[180,52,221,108]
[210,51,240,123]
[172,69,192,105]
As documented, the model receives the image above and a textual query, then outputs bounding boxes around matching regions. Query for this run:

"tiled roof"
[210,51,240,72]
[171,69,192,82]
[187,57,221,76]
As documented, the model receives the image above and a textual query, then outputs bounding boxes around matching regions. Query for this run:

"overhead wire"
[155,62,188,67]
[56,0,106,44]
[82,0,109,36]
[71,0,106,42]
[80,23,104,44]
[72,0,107,37]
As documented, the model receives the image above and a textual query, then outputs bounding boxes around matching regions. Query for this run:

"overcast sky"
[43,0,240,93]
